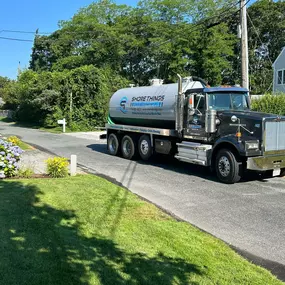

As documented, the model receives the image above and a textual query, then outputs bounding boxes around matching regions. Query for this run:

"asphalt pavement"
[1,122,285,280]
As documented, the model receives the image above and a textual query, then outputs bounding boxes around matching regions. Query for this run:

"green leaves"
[251,93,285,116]
[6,66,128,129]
[28,0,239,86]
[248,0,285,94]
[6,0,284,130]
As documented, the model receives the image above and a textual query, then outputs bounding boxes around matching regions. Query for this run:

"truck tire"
[121,135,135,160]
[107,133,119,156]
[280,168,285,177]
[138,135,152,161]
[215,149,242,184]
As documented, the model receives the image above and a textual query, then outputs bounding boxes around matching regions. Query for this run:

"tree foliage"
[29,0,237,86]
[9,66,128,130]
[3,0,285,130]
[248,0,285,94]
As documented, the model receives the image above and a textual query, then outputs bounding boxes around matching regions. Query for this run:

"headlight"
[245,141,259,150]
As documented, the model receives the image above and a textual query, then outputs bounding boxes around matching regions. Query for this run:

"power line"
[246,11,272,65]
[0,36,33,42]
[0,0,245,37]
[0,29,51,35]
[0,0,251,45]
[152,0,251,48]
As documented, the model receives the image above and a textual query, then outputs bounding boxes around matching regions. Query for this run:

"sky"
[0,0,256,80]
[0,0,137,79]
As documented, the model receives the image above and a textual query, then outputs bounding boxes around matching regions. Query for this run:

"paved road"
[1,122,285,279]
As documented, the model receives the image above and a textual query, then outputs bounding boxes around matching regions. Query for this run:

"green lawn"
[0,175,283,285]
[17,140,34,151]
[0,117,103,133]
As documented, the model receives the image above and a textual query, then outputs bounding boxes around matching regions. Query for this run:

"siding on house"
[273,47,285,93]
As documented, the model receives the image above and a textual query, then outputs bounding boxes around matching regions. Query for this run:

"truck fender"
[210,136,245,168]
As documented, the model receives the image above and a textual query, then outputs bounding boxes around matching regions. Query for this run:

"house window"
[277,70,283,85]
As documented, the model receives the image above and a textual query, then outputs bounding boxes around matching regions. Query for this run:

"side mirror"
[231,115,238,123]
[188,108,195,116]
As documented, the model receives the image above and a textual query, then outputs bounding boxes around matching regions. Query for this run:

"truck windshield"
[207,93,249,111]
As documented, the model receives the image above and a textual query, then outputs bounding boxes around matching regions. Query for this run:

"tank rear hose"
[191,76,209,87]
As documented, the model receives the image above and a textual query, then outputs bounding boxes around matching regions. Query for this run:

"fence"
[0,110,14,119]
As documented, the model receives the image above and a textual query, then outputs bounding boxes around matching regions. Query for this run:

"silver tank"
[109,78,204,129]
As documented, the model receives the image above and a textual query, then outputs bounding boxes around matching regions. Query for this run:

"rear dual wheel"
[107,133,119,156]
[121,135,136,159]
[108,133,153,161]
[121,134,153,161]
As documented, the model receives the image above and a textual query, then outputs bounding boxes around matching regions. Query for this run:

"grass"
[0,117,103,133]
[0,175,283,285]
[17,140,34,151]
[0,116,14,123]
[39,126,73,133]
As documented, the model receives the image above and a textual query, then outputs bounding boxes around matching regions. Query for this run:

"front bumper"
[247,154,285,171]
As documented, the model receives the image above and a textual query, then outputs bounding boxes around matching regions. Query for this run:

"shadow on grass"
[0,118,40,129]
[0,180,202,285]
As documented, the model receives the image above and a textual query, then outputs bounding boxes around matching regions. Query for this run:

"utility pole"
[240,0,249,90]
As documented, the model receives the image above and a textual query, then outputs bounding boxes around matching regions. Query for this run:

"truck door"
[184,93,207,138]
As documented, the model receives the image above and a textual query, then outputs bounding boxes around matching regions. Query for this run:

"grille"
[264,121,285,151]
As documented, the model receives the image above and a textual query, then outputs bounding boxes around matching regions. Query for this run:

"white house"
[273,47,285,93]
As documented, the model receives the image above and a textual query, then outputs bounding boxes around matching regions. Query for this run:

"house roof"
[273,46,285,67]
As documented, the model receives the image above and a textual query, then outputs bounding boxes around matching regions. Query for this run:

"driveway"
[1,122,285,280]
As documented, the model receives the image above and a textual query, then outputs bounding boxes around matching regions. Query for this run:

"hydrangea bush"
[0,139,24,178]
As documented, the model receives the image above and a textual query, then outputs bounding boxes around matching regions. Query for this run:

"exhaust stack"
[176,74,184,137]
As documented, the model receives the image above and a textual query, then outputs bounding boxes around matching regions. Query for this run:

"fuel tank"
[109,78,204,129]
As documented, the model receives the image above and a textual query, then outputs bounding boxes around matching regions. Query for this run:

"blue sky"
[0,0,138,79]
[0,0,255,79]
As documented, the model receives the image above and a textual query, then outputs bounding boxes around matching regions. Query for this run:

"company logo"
[120,97,128,114]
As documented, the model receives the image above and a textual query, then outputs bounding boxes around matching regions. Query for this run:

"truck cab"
[175,83,285,183]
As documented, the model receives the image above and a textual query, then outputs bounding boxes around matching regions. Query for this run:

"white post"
[63,118,66,133]
[70,154,77,176]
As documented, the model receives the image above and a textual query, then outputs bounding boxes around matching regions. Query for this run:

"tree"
[247,0,285,94]
[0,76,10,97]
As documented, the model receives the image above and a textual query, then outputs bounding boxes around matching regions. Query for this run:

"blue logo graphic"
[120,97,128,114]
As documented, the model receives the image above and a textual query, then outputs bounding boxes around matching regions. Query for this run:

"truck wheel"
[215,149,242,184]
[138,135,152,161]
[121,135,135,159]
[280,168,285,177]
[107,133,119,156]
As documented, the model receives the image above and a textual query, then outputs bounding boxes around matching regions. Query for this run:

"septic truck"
[106,75,285,184]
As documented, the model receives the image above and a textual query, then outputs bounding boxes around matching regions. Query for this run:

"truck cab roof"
[203,87,249,93]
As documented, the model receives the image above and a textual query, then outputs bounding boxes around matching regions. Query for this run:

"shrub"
[251,93,285,115]
[17,167,34,178]
[46,157,69,178]
[0,139,23,178]
[7,136,21,146]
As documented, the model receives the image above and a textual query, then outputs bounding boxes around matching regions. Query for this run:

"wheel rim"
[108,137,117,153]
[123,139,132,156]
[140,139,149,155]
[218,156,231,177]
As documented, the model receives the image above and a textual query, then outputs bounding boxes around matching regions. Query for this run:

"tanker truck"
[106,75,285,184]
